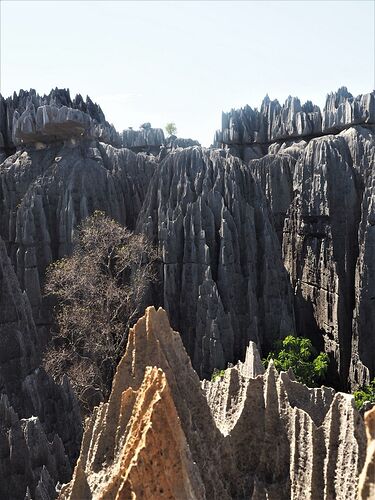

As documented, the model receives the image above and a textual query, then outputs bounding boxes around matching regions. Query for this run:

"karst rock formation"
[0,86,374,498]
[62,306,368,500]
[0,235,82,499]
[358,406,375,499]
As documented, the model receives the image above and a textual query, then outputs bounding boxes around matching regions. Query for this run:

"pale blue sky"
[1,1,374,145]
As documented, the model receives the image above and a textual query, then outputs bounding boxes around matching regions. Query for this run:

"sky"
[1,1,374,146]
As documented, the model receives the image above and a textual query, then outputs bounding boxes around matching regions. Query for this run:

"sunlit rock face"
[0,89,122,152]
[358,406,375,499]
[322,87,375,133]
[213,95,322,149]
[0,235,82,500]
[137,146,295,378]
[213,88,375,154]
[63,307,366,500]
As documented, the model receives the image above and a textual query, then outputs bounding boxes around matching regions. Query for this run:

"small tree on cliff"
[43,212,157,413]
[165,122,177,136]
[354,379,375,411]
[263,335,329,387]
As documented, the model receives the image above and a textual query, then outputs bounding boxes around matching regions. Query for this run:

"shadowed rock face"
[248,153,296,242]
[63,307,366,500]
[122,126,165,152]
[281,126,375,388]
[0,235,82,499]
[0,140,156,344]
[137,146,295,378]
[232,120,374,388]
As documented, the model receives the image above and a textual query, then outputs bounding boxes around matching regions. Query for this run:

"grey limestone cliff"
[214,95,322,149]
[0,139,156,342]
[137,146,295,378]
[281,125,375,388]
[0,89,121,155]
[322,87,375,133]
[0,235,82,499]
[214,88,375,159]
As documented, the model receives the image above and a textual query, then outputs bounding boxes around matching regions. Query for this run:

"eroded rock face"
[347,127,375,387]
[213,89,375,156]
[0,89,121,152]
[248,153,296,242]
[281,126,375,388]
[137,146,295,378]
[0,140,156,342]
[0,235,82,499]
[214,96,322,148]
[61,306,229,499]
[63,307,366,500]
[282,132,361,386]
[358,406,375,499]
[322,87,375,133]
[122,126,165,152]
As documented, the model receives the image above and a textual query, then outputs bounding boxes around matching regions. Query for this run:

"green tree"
[211,368,226,382]
[165,122,177,136]
[263,335,329,386]
[353,379,375,411]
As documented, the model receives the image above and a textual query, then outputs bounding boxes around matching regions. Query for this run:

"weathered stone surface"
[61,367,206,499]
[122,125,165,152]
[281,126,375,388]
[345,127,375,387]
[166,134,200,149]
[61,306,228,499]
[137,146,295,378]
[358,406,375,499]
[214,95,322,148]
[0,235,82,499]
[0,89,121,152]
[63,307,366,500]
[204,344,366,499]
[213,89,374,165]
[282,132,361,387]
[0,140,156,340]
[248,153,295,241]
[322,88,375,133]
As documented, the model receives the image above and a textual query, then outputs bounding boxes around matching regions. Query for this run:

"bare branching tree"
[43,211,157,413]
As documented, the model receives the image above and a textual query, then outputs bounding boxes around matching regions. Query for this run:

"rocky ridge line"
[213,88,375,161]
[62,307,367,500]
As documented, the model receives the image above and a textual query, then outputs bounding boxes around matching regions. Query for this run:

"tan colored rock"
[63,307,366,500]
[61,306,228,499]
[61,367,205,499]
[358,406,375,499]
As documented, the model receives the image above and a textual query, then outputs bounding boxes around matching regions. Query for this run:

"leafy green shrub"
[211,368,226,382]
[353,379,375,411]
[263,335,329,387]
[165,122,177,136]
